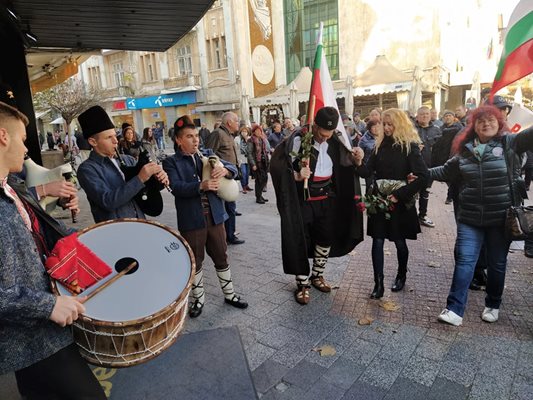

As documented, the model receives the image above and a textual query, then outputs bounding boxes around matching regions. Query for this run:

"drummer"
[77,105,169,223]
[0,94,106,397]
[163,115,248,318]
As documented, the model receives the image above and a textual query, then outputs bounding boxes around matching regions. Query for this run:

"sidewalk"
[1,178,531,400]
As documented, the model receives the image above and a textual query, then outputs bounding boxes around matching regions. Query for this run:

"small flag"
[490,2,533,100]
[307,22,351,150]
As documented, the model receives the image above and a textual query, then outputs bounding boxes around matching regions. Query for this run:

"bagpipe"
[197,152,240,202]
[116,146,171,217]
[23,156,78,222]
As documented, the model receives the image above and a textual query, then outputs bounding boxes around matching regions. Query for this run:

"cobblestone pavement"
[4,171,532,400]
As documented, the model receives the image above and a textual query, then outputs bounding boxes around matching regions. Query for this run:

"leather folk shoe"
[224,296,248,309]
[189,301,203,318]
[311,276,331,293]
[391,276,406,292]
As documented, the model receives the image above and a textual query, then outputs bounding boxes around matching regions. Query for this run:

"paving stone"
[414,335,452,361]
[516,351,533,380]
[478,355,517,379]
[260,384,307,400]
[400,355,440,387]
[321,357,365,390]
[510,373,533,400]
[378,339,418,363]
[305,378,347,400]
[258,325,299,350]
[358,357,404,390]
[245,342,277,371]
[340,381,387,400]
[469,373,513,400]
[343,338,382,366]
[427,377,469,400]
[252,359,290,394]
[304,340,346,368]
[437,360,477,387]
[382,377,431,400]
[282,360,327,389]
[325,320,363,348]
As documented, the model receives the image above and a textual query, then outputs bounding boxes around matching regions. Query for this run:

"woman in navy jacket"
[163,115,248,318]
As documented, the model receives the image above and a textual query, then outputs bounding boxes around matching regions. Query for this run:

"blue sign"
[126,91,196,110]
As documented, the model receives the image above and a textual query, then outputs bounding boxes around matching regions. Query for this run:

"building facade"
[76,0,519,134]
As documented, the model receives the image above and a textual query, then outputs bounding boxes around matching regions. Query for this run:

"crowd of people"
[1,75,533,399]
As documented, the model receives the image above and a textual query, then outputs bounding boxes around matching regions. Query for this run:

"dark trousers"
[224,201,237,241]
[302,197,335,248]
[254,164,268,200]
[371,238,408,276]
[418,187,429,218]
[15,343,106,400]
[182,214,228,272]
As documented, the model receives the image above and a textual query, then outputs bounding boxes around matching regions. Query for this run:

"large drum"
[53,219,195,368]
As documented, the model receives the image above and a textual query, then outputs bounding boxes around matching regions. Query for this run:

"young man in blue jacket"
[163,115,248,318]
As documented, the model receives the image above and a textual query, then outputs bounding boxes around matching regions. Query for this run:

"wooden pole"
[82,261,137,301]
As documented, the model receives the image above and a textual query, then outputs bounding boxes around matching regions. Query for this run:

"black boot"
[391,275,406,292]
[370,274,384,299]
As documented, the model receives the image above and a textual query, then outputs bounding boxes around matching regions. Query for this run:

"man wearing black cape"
[270,106,364,305]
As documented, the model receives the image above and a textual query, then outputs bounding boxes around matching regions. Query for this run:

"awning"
[10,0,216,52]
[195,103,238,113]
[354,81,412,97]
[50,117,65,124]
[35,109,51,119]
[161,86,201,95]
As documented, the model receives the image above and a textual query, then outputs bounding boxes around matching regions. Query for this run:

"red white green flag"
[490,1,533,99]
[307,22,352,150]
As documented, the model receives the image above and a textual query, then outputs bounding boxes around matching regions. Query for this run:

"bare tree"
[34,78,102,149]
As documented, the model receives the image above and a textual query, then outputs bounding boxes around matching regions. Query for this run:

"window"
[140,53,158,82]
[177,45,192,75]
[112,62,124,87]
[88,66,101,89]
[207,37,227,70]
[284,0,339,82]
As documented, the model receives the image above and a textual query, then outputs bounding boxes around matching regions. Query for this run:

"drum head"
[56,220,193,322]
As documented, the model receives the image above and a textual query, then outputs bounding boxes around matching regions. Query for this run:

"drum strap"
[191,269,205,306]
[216,267,238,301]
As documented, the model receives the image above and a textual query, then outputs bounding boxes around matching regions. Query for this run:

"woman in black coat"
[357,108,429,298]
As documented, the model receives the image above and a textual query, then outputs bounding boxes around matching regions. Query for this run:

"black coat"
[270,128,364,276]
[357,137,429,240]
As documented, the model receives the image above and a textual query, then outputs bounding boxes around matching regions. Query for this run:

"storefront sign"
[113,100,127,111]
[126,91,196,110]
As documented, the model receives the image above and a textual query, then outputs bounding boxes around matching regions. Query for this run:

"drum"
[52,219,195,368]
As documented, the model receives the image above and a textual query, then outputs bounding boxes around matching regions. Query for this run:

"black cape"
[270,128,364,276]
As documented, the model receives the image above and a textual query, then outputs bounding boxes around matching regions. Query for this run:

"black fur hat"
[78,106,115,139]
[314,106,339,130]
[174,115,196,136]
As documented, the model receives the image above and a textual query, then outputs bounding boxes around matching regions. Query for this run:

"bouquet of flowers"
[354,193,396,220]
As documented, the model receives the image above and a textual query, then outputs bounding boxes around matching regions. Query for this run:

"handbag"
[502,137,533,240]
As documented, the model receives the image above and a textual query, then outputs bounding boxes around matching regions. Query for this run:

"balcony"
[103,86,134,98]
[164,74,201,89]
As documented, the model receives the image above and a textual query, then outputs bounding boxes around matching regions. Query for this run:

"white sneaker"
[481,307,499,323]
[437,309,463,326]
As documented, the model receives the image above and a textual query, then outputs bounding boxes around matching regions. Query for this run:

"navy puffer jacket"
[430,128,533,227]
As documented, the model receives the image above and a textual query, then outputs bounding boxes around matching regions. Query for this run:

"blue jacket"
[358,131,376,164]
[163,149,237,232]
[0,176,74,374]
[77,151,145,223]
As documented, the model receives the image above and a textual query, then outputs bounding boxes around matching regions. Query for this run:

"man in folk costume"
[270,106,364,304]
[163,115,248,318]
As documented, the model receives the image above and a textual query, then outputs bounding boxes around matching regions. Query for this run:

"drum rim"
[51,218,196,327]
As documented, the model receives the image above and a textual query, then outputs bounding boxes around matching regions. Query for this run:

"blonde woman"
[357,108,428,298]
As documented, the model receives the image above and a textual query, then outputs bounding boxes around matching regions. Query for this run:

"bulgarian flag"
[490,1,533,100]
[307,22,352,150]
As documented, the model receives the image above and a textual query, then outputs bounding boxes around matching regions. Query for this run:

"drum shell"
[51,219,195,368]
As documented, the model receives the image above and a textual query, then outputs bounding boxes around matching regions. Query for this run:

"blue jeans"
[156,136,165,150]
[240,163,250,188]
[224,201,237,241]
[447,223,510,317]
